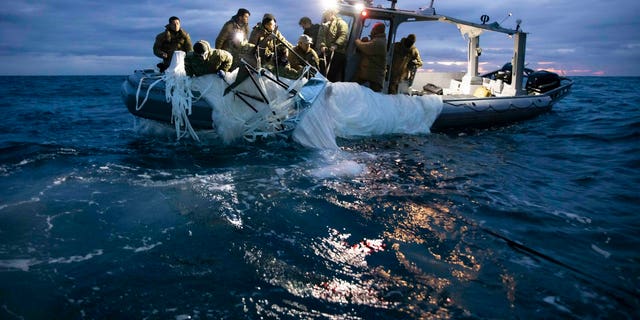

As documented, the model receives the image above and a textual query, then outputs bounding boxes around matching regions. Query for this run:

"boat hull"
[121,69,215,129]
[433,95,552,131]
[122,69,572,133]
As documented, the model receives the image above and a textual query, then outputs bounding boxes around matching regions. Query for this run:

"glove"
[216,70,226,78]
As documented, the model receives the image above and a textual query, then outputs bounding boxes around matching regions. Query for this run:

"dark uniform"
[249,14,293,67]
[153,19,192,72]
[354,23,387,92]
[289,35,320,77]
[389,34,423,94]
[317,10,349,82]
[184,40,233,77]
[215,10,250,51]
[264,47,302,80]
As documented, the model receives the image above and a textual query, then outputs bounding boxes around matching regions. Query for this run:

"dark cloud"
[0,0,638,75]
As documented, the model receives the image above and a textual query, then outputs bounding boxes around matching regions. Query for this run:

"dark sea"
[0,75,638,319]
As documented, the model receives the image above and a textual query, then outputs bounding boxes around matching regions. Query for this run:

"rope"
[135,75,163,111]
[240,66,310,142]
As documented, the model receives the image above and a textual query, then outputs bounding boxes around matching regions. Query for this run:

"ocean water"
[0,75,638,319]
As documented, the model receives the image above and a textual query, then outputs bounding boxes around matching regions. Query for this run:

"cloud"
[0,0,638,76]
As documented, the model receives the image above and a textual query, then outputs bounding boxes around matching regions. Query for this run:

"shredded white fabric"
[292,82,443,150]
[135,51,199,141]
[135,51,309,143]
[164,51,199,141]
[190,66,308,144]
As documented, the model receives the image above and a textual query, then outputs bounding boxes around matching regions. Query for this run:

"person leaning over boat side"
[298,17,322,51]
[249,14,293,68]
[353,22,387,92]
[264,45,302,80]
[288,35,320,77]
[153,16,193,73]
[215,8,250,52]
[388,34,423,94]
[184,40,233,77]
[317,9,348,82]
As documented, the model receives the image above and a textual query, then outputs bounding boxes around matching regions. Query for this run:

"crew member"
[153,16,192,72]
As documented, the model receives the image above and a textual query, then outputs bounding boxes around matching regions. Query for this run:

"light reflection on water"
[227,149,493,318]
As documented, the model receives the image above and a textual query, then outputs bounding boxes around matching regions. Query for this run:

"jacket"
[354,33,387,85]
[249,23,293,64]
[153,25,192,64]
[390,38,423,83]
[318,17,348,54]
[289,46,320,73]
[228,42,256,71]
[215,15,250,51]
[265,60,302,80]
[184,40,233,77]
[303,24,322,51]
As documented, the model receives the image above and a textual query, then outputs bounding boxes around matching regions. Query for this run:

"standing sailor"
[354,22,387,92]
[389,34,423,94]
[317,9,348,82]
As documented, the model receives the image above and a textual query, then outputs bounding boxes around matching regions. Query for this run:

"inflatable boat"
[121,0,573,145]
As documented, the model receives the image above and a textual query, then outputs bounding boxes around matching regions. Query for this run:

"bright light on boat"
[354,3,365,12]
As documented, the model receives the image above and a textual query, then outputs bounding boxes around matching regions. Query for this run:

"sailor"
[215,8,250,51]
[317,9,348,82]
[389,34,423,94]
[353,22,387,92]
[153,16,193,73]
[264,45,302,80]
[184,40,233,77]
[298,17,322,51]
[249,14,293,67]
[288,35,320,77]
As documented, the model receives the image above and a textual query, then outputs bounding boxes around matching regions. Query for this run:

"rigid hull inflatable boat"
[121,0,572,145]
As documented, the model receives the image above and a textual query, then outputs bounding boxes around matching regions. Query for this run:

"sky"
[0,0,638,76]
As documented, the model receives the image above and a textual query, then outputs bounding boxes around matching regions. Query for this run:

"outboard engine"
[492,63,535,85]
[495,64,512,84]
[526,70,560,94]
